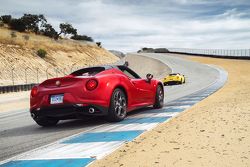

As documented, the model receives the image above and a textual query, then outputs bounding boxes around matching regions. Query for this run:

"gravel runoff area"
[91,55,250,167]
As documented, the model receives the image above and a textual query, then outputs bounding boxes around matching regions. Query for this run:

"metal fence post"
[63,68,67,75]
[70,65,75,72]
[36,68,39,83]
[11,68,15,85]
[46,68,49,79]
[25,67,29,84]
[55,68,58,78]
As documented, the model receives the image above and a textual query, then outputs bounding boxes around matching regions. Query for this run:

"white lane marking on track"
[165,105,192,109]
[17,141,124,160]
[91,123,159,132]
[176,99,201,103]
[129,112,178,118]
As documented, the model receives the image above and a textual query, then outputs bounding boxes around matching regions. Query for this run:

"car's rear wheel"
[153,85,164,108]
[35,117,59,127]
[107,88,127,122]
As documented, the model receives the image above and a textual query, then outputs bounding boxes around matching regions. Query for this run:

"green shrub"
[10,31,17,38]
[10,18,26,32]
[0,21,4,27]
[71,34,93,42]
[23,34,30,41]
[96,42,102,48]
[37,49,47,58]
[0,15,12,24]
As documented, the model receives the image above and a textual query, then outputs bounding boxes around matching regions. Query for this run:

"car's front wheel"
[153,85,164,108]
[107,88,127,122]
[35,117,59,127]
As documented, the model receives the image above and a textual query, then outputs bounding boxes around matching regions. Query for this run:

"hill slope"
[0,28,119,85]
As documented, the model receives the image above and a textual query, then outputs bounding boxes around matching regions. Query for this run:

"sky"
[0,0,250,52]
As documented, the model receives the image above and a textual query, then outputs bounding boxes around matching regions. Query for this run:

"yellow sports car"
[163,73,185,86]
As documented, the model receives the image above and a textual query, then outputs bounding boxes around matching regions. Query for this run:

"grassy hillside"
[0,27,119,86]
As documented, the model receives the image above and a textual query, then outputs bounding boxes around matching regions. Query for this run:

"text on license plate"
[50,94,64,104]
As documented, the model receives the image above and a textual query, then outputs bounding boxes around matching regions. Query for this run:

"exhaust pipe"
[31,113,36,119]
[88,107,95,114]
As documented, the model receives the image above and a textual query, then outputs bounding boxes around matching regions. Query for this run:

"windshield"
[169,73,178,76]
[117,66,141,79]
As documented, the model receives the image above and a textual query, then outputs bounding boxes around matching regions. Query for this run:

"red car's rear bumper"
[30,89,110,120]
[30,103,109,120]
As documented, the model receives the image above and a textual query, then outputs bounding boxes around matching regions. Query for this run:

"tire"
[183,78,186,83]
[179,79,183,84]
[35,117,59,127]
[153,85,164,109]
[164,83,167,86]
[107,88,127,122]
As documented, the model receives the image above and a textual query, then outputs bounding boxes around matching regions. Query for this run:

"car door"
[121,67,154,104]
[130,79,154,103]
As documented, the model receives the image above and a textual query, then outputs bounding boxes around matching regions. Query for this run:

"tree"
[96,42,102,48]
[58,23,77,36]
[41,23,59,39]
[20,14,47,33]
[0,15,12,24]
[9,18,26,32]
[70,34,93,42]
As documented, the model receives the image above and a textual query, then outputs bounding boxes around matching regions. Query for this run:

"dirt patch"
[90,55,250,167]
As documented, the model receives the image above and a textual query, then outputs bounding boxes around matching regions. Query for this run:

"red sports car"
[30,65,164,126]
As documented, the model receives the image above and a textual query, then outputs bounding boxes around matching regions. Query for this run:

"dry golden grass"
[0,27,119,85]
[0,27,94,51]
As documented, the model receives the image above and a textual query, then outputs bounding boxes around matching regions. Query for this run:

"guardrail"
[0,83,37,94]
[168,48,250,59]
[0,66,81,87]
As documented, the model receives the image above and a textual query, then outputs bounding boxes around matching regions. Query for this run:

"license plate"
[50,94,64,104]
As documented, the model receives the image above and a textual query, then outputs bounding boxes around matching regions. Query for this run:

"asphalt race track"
[0,53,227,166]
[135,53,219,103]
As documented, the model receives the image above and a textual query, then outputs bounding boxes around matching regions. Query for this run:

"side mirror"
[146,73,153,82]
[124,61,129,67]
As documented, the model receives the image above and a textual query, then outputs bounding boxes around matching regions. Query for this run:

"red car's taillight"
[31,86,38,97]
[86,79,98,91]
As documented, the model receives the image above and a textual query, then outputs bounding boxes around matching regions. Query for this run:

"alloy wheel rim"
[158,89,164,103]
[114,91,126,117]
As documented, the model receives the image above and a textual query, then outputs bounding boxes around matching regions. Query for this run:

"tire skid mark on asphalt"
[0,66,227,167]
